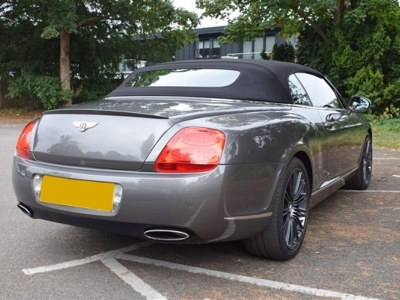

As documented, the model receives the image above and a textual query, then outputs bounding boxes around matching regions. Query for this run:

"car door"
[293,73,364,180]
[288,74,330,189]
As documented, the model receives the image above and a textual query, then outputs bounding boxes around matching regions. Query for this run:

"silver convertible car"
[12,59,372,260]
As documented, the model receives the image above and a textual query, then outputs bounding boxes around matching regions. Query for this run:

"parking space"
[1,123,399,300]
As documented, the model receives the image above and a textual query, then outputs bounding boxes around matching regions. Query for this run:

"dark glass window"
[288,74,312,106]
[296,73,343,108]
[126,69,240,88]
[198,40,220,58]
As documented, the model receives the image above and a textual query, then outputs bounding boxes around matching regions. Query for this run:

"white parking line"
[117,254,381,300]
[102,257,167,300]
[22,240,383,299]
[338,190,400,193]
[22,241,152,275]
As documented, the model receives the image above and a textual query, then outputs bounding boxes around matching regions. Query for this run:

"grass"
[1,108,399,151]
[368,116,400,151]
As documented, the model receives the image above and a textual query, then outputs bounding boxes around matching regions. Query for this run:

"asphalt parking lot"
[1,122,399,300]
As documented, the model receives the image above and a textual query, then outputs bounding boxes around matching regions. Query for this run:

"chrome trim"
[319,168,358,189]
[143,229,190,241]
[224,212,272,221]
[310,168,358,208]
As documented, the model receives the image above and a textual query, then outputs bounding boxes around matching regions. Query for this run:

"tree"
[197,0,400,117]
[295,0,400,117]
[0,0,199,108]
[261,44,295,62]
[196,0,344,44]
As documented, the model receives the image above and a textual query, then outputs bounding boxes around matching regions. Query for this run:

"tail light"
[16,120,36,159]
[155,127,225,172]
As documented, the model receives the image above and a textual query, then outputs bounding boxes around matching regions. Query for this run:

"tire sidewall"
[361,134,372,187]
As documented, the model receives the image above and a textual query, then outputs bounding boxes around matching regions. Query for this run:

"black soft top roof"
[107,59,324,103]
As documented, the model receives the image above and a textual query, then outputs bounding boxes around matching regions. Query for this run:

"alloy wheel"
[282,168,309,250]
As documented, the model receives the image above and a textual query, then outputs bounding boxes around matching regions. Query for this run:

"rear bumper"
[17,203,205,243]
[12,156,281,243]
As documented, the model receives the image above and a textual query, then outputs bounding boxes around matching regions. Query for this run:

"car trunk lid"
[31,98,247,170]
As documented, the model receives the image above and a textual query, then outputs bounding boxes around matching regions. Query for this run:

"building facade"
[175,26,295,61]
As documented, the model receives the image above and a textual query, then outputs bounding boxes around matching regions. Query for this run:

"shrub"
[7,72,72,110]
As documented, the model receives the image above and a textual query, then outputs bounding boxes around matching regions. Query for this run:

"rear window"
[126,69,241,88]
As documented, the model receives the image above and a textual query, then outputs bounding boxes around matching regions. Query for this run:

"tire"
[244,157,310,260]
[345,134,372,190]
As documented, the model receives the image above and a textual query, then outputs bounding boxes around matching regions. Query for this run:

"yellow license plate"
[40,176,114,212]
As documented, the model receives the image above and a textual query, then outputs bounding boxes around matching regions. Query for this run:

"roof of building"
[107,59,324,103]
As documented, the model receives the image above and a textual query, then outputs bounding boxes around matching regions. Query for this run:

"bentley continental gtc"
[12,60,372,260]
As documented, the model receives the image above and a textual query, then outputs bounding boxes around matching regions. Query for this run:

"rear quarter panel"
[146,107,325,217]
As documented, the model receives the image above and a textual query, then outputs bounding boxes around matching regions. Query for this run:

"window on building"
[243,41,253,59]
[197,39,220,58]
[254,37,264,60]
[241,35,276,60]
[265,36,275,53]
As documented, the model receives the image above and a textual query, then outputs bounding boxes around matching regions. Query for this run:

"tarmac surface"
[1,122,399,300]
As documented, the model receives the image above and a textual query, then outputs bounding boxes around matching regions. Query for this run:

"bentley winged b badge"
[73,121,98,132]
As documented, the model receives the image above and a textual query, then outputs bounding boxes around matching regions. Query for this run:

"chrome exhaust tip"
[143,229,191,241]
[17,203,34,218]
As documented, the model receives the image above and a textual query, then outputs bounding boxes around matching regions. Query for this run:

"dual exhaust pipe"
[17,203,191,242]
[17,203,34,218]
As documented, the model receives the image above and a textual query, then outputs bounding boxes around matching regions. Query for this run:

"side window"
[296,73,343,109]
[288,74,312,106]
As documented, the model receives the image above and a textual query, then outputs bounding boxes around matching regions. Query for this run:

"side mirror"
[348,96,371,113]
